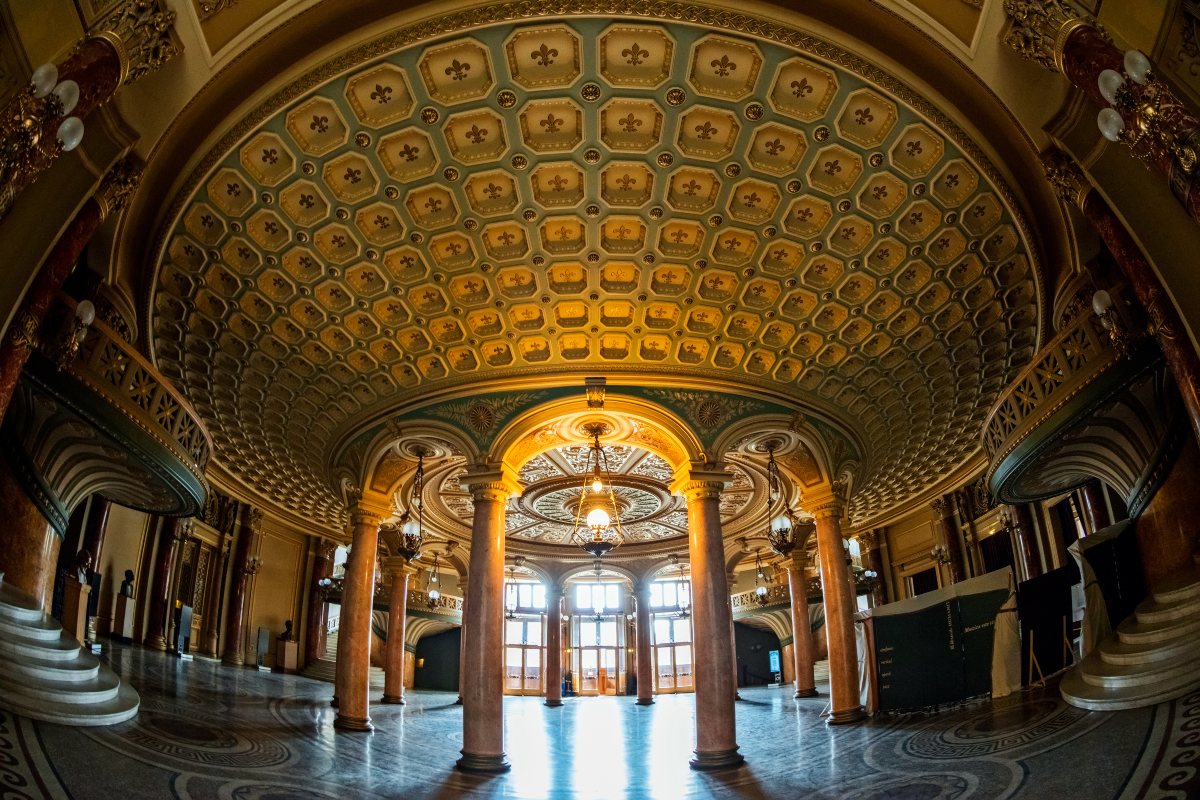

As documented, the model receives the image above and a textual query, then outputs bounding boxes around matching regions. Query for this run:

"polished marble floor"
[2,643,1197,799]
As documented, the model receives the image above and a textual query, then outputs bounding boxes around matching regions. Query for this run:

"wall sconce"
[930,544,951,566]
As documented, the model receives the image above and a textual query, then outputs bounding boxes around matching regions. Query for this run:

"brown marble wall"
[0,451,59,609]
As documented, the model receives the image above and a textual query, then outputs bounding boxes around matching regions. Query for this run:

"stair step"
[0,679,139,727]
[1,665,120,705]
[1062,662,1200,711]
[1079,647,1199,689]
[0,628,89,662]
[0,583,45,624]
[1099,633,1200,667]
[0,648,99,683]
[1151,569,1200,605]
[1116,611,1200,645]
[0,610,67,641]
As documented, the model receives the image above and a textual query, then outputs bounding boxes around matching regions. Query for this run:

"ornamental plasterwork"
[151,11,1043,529]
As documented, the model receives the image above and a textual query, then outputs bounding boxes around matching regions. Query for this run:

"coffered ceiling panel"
[151,11,1042,530]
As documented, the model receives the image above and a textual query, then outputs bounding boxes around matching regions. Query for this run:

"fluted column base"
[333,714,373,732]
[794,688,818,698]
[828,705,867,725]
[456,752,511,773]
[689,747,744,771]
[146,635,168,652]
[381,694,405,705]
[221,653,244,666]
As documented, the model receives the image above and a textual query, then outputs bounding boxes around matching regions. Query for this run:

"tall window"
[506,581,547,611]
[574,582,621,612]
[504,616,544,695]
[649,579,690,610]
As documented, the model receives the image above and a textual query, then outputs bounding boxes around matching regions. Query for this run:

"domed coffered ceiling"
[149,8,1043,530]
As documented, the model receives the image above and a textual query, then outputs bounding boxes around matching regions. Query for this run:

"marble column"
[634,583,654,705]
[456,577,467,705]
[457,466,517,773]
[380,557,415,705]
[1009,504,1042,580]
[545,585,564,707]
[931,497,965,583]
[144,517,182,651]
[305,539,335,666]
[0,160,140,426]
[682,470,743,770]
[727,588,741,701]
[334,501,382,731]
[861,529,889,607]
[79,496,110,571]
[221,506,261,666]
[1078,481,1112,534]
[0,450,61,610]
[813,489,865,724]
[1044,151,1200,447]
[786,552,817,697]
[0,1,177,221]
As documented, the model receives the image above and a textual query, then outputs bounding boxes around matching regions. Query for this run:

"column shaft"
[685,478,742,770]
[457,477,510,773]
[381,563,412,704]
[221,505,258,665]
[1010,504,1042,579]
[931,497,965,583]
[305,541,334,665]
[143,517,181,651]
[786,559,816,697]
[545,588,563,707]
[334,508,380,731]
[0,450,61,609]
[79,496,110,571]
[634,586,654,705]
[814,500,865,724]
[1078,480,1112,534]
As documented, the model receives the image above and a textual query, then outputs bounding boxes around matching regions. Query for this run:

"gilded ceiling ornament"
[196,0,237,21]
[1001,0,1101,72]
[94,157,143,221]
[95,0,180,86]
[427,391,544,437]
[1041,150,1090,208]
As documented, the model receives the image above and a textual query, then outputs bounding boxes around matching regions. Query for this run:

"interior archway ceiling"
[150,12,1042,530]
[426,444,755,546]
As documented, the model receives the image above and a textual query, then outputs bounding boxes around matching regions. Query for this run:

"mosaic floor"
[2,643,1197,799]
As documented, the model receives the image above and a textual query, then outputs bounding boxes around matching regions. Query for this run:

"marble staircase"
[1061,569,1200,711]
[0,580,139,725]
[300,630,385,687]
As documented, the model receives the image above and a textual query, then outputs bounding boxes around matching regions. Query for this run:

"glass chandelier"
[504,564,517,620]
[396,451,426,561]
[764,445,814,557]
[753,549,769,606]
[426,550,441,608]
[571,423,625,558]
[673,555,691,620]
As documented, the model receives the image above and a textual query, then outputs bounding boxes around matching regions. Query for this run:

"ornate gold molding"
[94,0,180,86]
[1042,149,1091,209]
[1002,0,1097,72]
[94,157,142,220]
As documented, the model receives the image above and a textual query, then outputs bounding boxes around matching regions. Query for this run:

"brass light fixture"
[396,450,427,561]
[672,555,691,620]
[504,564,517,620]
[753,549,769,606]
[425,550,442,608]
[570,422,625,558]
[764,445,814,557]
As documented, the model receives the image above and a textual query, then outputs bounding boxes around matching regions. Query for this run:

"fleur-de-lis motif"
[497,231,516,246]
[547,175,568,192]
[871,185,888,201]
[742,192,761,208]
[530,43,558,67]
[370,84,393,104]
[344,167,362,184]
[823,159,842,176]
[771,248,787,260]
[261,148,278,164]
[972,204,986,218]
[556,226,572,240]
[854,107,874,125]
[840,226,856,241]
[444,242,463,256]
[876,247,891,261]
[907,210,924,226]
[695,121,718,140]
[944,173,960,188]
[670,229,689,243]
[619,113,642,133]
[226,182,241,197]
[616,173,637,191]
[200,214,214,228]
[614,224,632,239]
[399,143,420,162]
[331,234,347,247]
[763,137,785,156]
[539,113,563,134]
[681,179,701,196]
[622,43,649,66]
[465,124,488,144]
[791,78,813,97]
[796,207,813,222]
[707,276,724,289]
[711,54,737,77]
[237,246,251,259]
[299,193,314,209]
[425,196,443,213]
[264,220,279,235]
[310,114,329,133]
[722,235,741,250]
[484,182,503,199]
[905,140,923,157]
[445,59,471,81]
[751,284,767,296]
[937,236,950,250]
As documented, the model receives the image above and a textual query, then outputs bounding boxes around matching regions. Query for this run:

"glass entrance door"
[573,617,624,695]
[504,617,544,695]
[652,615,694,693]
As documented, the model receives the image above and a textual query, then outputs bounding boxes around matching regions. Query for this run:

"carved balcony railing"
[58,295,211,479]
[318,577,462,616]
[983,312,1121,488]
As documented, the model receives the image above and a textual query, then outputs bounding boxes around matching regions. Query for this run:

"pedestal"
[114,594,135,641]
[62,580,90,645]
[277,641,299,673]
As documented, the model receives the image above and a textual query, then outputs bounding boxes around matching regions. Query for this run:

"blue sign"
[768,649,781,673]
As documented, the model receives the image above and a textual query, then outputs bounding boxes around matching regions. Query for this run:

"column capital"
[807,482,846,520]
[174,518,193,542]
[460,463,521,503]
[930,496,954,518]
[94,158,142,220]
[672,464,731,500]
[1002,0,1100,73]
[349,505,382,528]
[1042,150,1092,209]
[379,556,418,578]
[93,0,180,86]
